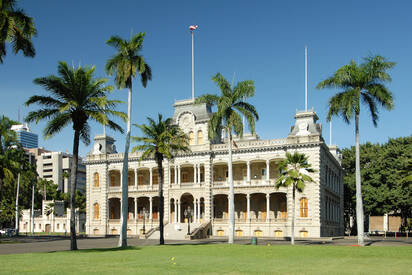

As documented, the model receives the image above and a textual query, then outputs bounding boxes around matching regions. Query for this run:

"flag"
[189,25,198,31]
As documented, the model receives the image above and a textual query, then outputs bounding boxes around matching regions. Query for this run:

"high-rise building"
[11,124,38,148]
[36,151,86,193]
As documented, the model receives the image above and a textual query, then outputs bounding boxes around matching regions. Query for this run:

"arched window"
[94,203,100,219]
[189,131,195,145]
[300,198,308,217]
[94,172,99,187]
[197,130,203,145]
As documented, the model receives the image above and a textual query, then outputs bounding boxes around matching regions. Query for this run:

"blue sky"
[1,0,411,157]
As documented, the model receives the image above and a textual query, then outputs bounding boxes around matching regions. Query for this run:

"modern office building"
[11,124,38,149]
[36,151,87,193]
[84,99,344,239]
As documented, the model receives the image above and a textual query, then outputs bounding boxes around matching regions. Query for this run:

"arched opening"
[250,193,266,221]
[94,172,99,187]
[217,229,225,236]
[128,170,134,186]
[199,197,205,222]
[213,194,228,220]
[233,162,247,183]
[111,228,118,235]
[137,168,150,187]
[180,165,194,184]
[270,193,287,220]
[109,170,120,187]
[152,169,159,186]
[93,228,99,235]
[180,193,194,222]
[93,203,99,219]
[136,197,150,220]
[300,198,308,218]
[213,163,228,184]
[254,230,263,237]
[152,196,159,220]
[128,198,135,220]
[250,160,266,181]
[300,230,308,237]
[197,130,203,145]
[274,230,283,237]
[235,230,243,237]
[189,131,195,145]
[170,198,175,223]
[234,194,247,221]
[108,198,121,219]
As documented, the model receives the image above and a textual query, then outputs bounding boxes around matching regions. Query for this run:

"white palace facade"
[85,99,344,239]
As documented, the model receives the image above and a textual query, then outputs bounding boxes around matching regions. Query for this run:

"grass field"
[0,244,411,274]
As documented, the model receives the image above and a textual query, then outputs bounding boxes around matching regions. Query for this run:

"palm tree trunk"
[119,84,132,248]
[70,129,80,250]
[355,113,365,246]
[157,156,164,245]
[15,172,21,235]
[228,130,235,244]
[291,183,295,245]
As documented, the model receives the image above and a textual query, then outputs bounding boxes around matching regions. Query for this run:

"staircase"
[148,222,201,240]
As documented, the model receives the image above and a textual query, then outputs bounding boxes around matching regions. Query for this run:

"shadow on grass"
[48,246,142,254]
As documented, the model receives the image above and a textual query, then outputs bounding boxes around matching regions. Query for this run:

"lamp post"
[140,207,147,235]
[184,206,192,235]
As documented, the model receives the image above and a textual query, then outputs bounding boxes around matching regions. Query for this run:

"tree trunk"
[70,130,80,250]
[291,183,295,245]
[15,172,21,235]
[355,113,365,246]
[157,156,164,245]
[228,130,235,244]
[119,84,132,248]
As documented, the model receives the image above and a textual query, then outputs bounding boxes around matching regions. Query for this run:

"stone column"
[149,197,153,221]
[133,197,137,221]
[174,166,177,185]
[247,161,251,183]
[197,199,201,222]
[198,164,201,183]
[266,160,270,182]
[134,168,138,189]
[246,194,250,221]
[168,199,171,223]
[177,200,181,223]
[149,168,153,189]
[120,170,123,188]
[194,164,197,184]
[174,199,177,223]
[194,199,197,223]
[266,193,270,222]
[178,165,181,186]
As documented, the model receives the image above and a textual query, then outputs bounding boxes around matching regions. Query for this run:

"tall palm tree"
[131,114,189,245]
[0,0,37,63]
[317,55,395,246]
[105,32,152,248]
[0,115,17,194]
[195,73,258,244]
[275,152,315,245]
[25,61,124,250]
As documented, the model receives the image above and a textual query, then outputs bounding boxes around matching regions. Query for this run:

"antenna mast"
[305,46,308,112]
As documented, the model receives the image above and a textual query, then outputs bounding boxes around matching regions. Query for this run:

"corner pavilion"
[85,99,344,239]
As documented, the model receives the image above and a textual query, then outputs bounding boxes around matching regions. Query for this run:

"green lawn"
[0,245,411,274]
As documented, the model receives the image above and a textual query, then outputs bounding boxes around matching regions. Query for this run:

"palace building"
[85,99,344,239]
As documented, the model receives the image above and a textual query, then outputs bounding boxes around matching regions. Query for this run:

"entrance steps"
[148,222,201,240]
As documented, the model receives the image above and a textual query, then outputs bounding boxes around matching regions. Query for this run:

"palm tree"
[131,114,189,245]
[0,115,17,194]
[25,61,124,250]
[105,32,152,248]
[0,0,37,63]
[275,152,315,245]
[195,73,258,244]
[317,55,395,246]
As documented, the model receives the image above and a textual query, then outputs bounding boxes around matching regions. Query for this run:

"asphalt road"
[0,236,410,255]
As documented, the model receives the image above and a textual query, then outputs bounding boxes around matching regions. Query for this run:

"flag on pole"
[189,25,198,32]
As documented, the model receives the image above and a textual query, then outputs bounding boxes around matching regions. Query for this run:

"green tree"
[195,73,258,244]
[317,55,395,245]
[275,152,315,245]
[132,114,190,244]
[0,115,18,194]
[105,32,152,248]
[25,61,124,250]
[0,0,37,63]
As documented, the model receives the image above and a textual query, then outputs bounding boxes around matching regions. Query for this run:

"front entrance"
[180,193,194,223]
[45,224,51,233]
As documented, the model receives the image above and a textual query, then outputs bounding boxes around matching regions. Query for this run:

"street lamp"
[184,206,192,235]
[140,207,147,235]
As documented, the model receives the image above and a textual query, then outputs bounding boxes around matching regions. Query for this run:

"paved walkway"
[0,236,410,255]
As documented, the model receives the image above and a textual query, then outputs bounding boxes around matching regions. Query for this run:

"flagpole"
[305,46,308,112]
[192,30,194,100]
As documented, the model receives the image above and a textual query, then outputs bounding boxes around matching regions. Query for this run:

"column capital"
[246,193,250,199]
[266,193,270,198]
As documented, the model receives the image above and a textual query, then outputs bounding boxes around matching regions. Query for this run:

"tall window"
[197,130,203,145]
[189,131,195,145]
[94,172,99,187]
[300,198,308,217]
[94,203,100,219]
